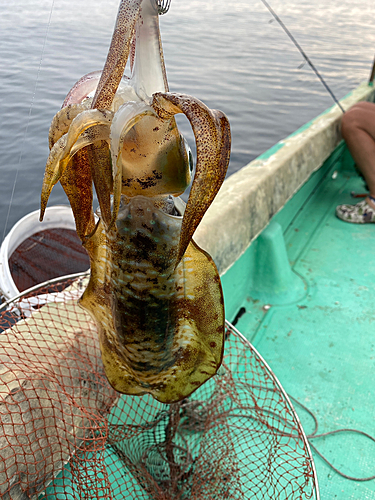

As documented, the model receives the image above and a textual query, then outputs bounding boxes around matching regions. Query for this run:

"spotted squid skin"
[40,0,231,404]
[80,196,224,403]
[111,196,181,371]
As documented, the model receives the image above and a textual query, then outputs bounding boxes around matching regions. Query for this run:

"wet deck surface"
[234,160,375,498]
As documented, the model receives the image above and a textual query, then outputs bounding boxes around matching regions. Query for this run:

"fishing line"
[1,0,56,245]
[260,0,346,114]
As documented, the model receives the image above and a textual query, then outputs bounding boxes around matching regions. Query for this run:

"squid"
[40,0,231,403]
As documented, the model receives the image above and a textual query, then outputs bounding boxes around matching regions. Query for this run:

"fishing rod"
[260,0,346,114]
[369,54,375,84]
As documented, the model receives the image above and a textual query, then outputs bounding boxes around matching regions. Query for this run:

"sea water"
[0,0,374,240]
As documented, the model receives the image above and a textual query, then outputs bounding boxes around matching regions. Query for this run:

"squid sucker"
[40,0,231,403]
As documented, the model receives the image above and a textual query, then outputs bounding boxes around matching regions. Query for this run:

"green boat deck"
[222,143,375,499]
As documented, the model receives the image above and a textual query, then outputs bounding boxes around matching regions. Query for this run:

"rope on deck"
[226,320,375,483]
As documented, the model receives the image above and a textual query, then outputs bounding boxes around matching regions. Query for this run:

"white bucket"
[0,206,77,301]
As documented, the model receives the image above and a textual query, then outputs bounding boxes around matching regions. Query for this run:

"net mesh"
[0,275,318,500]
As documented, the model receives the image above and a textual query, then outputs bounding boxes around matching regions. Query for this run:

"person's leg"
[336,101,375,223]
[341,101,375,206]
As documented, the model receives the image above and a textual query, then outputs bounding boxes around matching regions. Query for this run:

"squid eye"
[188,150,194,174]
[182,135,194,174]
[156,0,171,15]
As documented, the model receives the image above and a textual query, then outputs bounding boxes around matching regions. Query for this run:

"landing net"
[0,274,319,499]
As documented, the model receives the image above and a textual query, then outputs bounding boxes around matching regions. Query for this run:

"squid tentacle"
[130,0,168,98]
[63,70,102,107]
[92,0,143,110]
[87,141,113,228]
[40,136,69,220]
[61,109,114,156]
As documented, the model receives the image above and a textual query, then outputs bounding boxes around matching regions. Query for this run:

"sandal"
[336,199,375,224]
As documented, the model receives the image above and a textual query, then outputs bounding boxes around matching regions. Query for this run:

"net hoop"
[225,321,320,499]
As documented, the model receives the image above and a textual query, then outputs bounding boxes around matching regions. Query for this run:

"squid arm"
[60,150,96,240]
[40,109,113,221]
[151,92,231,262]
[48,101,92,149]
